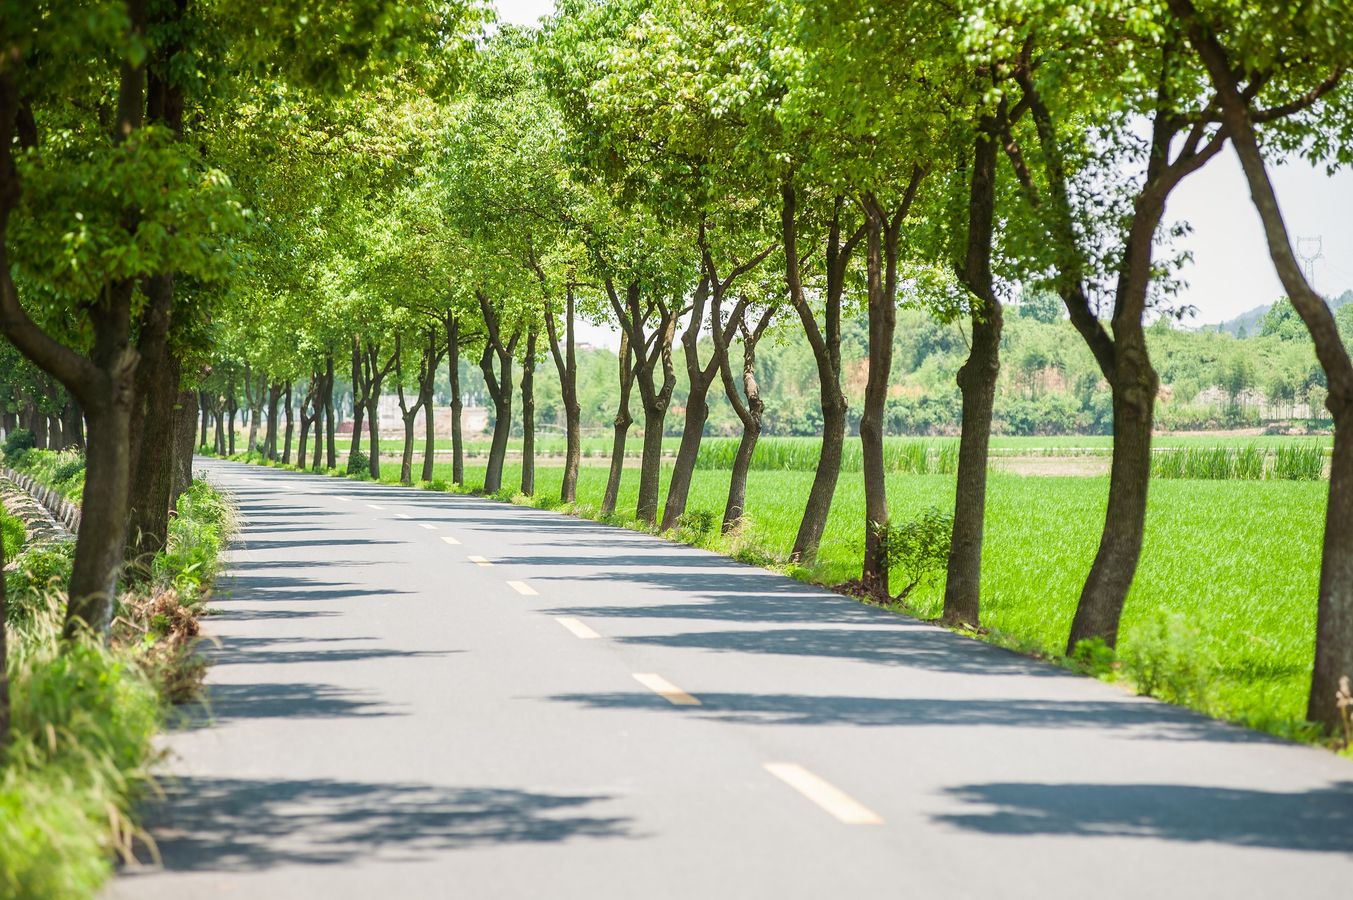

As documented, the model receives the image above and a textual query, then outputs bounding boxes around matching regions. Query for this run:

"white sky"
[492,0,1353,331]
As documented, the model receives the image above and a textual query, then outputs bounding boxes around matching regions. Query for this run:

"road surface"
[112,458,1353,898]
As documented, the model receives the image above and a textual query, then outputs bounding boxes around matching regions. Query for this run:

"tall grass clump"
[1271,443,1325,480]
[695,437,958,475]
[1152,443,1324,481]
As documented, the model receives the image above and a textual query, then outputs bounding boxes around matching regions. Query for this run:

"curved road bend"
[110,458,1353,899]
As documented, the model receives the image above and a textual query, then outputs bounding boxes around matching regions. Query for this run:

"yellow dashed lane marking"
[555,617,600,639]
[633,673,701,706]
[506,580,537,596]
[440,535,461,546]
[763,763,883,825]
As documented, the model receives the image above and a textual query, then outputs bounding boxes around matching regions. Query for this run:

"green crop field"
[388,460,1322,737]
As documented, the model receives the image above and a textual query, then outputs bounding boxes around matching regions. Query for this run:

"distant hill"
[1214,289,1353,337]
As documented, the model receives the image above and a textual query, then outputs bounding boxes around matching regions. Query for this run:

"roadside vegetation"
[1,436,234,898]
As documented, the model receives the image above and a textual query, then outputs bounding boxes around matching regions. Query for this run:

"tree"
[1169,0,1353,731]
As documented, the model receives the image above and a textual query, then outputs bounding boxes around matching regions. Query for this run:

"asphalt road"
[111,458,1353,898]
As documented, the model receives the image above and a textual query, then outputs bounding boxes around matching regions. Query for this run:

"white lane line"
[366,504,385,510]
[420,523,438,530]
[763,763,883,825]
[394,513,411,519]
[440,535,461,546]
[336,497,352,503]
[468,555,492,566]
[555,617,600,640]
[506,580,537,596]
[633,673,701,706]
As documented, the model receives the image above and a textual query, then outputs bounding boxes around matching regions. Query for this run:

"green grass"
[1,510,22,561]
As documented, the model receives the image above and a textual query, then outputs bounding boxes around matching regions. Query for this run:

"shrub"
[6,543,75,628]
[1119,612,1212,708]
[875,507,953,600]
[673,508,718,542]
[346,450,370,475]
[1,510,23,561]
[2,428,35,462]
[150,480,233,603]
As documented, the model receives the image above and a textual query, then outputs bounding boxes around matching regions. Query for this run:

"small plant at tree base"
[345,450,370,475]
[874,507,953,601]
[1069,637,1117,678]
[1119,612,1213,708]
[673,509,718,543]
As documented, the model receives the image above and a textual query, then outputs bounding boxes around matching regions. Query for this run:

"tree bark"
[714,306,774,532]
[348,337,366,467]
[324,353,337,470]
[477,293,519,495]
[199,390,209,449]
[944,116,1003,625]
[545,290,581,504]
[264,381,282,460]
[602,330,634,517]
[282,381,294,465]
[421,329,440,484]
[520,326,537,497]
[127,349,182,563]
[446,315,465,485]
[661,275,718,532]
[172,387,195,505]
[780,186,864,564]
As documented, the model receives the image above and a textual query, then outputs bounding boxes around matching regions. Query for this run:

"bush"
[150,480,233,603]
[1,639,161,898]
[6,543,75,628]
[346,450,370,475]
[1119,612,1212,708]
[875,507,953,600]
[2,428,35,462]
[1,510,23,561]
[673,508,718,542]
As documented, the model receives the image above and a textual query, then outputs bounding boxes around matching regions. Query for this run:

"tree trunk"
[480,342,513,494]
[348,338,365,466]
[245,366,261,454]
[860,209,897,597]
[213,403,225,456]
[172,388,196,505]
[400,410,417,485]
[447,317,465,485]
[661,276,718,532]
[324,354,337,470]
[199,391,209,449]
[282,381,294,465]
[520,327,536,497]
[1066,341,1156,651]
[602,331,633,517]
[31,407,46,449]
[944,121,1001,625]
[545,294,580,504]
[298,383,314,468]
[781,187,863,566]
[264,381,282,460]
[716,309,773,532]
[127,350,181,564]
[421,331,438,484]
[65,395,134,637]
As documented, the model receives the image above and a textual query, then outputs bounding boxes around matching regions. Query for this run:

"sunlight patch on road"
[555,617,600,639]
[633,673,701,706]
[763,763,883,825]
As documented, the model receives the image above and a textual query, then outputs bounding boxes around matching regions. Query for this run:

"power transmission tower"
[1296,235,1324,290]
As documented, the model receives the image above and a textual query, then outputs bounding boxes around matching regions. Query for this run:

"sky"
[491,0,1353,332]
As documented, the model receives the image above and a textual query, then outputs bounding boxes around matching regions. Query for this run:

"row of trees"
[2,1,1352,731]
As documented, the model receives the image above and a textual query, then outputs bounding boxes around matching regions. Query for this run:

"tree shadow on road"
[617,626,1068,678]
[172,680,403,729]
[546,691,1269,743]
[933,781,1353,852]
[124,777,632,873]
